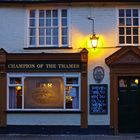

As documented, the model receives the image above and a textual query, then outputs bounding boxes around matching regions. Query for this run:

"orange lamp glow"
[16,86,22,91]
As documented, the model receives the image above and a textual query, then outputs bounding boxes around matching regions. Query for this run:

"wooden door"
[118,77,140,133]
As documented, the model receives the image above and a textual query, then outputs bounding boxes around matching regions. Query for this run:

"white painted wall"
[0,6,117,53]
[70,7,118,125]
[7,114,80,125]
[0,8,27,52]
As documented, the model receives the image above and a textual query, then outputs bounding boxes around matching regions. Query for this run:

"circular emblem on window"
[93,66,104,83]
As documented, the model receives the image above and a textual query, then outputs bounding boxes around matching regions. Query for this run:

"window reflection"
[66,77,78,84]
[130,79,139,87]
[119,79,127,88]
[65,86,79,109]
[10,77,21,84]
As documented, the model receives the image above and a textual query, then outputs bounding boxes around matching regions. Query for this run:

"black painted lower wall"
[0,125,113,135]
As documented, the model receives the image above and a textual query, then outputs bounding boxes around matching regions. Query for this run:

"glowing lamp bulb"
[16,86,22,91]
[90,34,99,48]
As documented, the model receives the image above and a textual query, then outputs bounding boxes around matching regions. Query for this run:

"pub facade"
[0,0,140,134]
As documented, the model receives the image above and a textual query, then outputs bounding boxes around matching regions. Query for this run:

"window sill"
[116,45,140,48]
[23,47,72,50]
[6,110,82,114]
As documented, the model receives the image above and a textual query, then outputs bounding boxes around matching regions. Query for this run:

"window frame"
[118,8,140,46]
[7,76,24,110]
[27,8,70,48]
[7,73,81,111]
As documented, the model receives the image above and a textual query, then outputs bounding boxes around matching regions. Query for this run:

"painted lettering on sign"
[8,64,36,69]
[7,61,81,72]
[90,84,108,114]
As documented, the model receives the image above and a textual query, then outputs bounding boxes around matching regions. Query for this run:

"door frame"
[110,72,140,134]
[118,76,140,132]
[105,46,140,134]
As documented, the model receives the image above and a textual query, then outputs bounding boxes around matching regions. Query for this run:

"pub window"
[7,74,80,111]
[118,9,139,45]
[28,9,68,48]
[24,77,64,109]
[65,77,79,109]
[8,77,23,109]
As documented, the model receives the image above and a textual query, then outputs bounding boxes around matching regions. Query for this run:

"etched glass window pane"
[53,37,58,45]
[119,36,125,44]
[24,77,64,109]
[30,28,36,36]
[9,86,22,109]
[133,18,138,26]
[46,10,51,17]
[46,19,51,26]
[126,36,131,43]
[53,10,58,17]
[39,28,45,36]
[39,37,44,45]
[133,27,138,35]
[10,78,22,84]
[62,9,67,17]
[119,79,127,88]
[133,36,138,44]
[53,28,58,36]
[53,19,58,26]
[126,18,131,26]
[46,28,51,35]
[30,19,35,26]
[39,19,44,27]
[66,77,78,84]
[46,37,51,45]
[30,37,36,45]
[133,9,138,17]
[30,10,35,18]
[62,37,67,45]
[39,10,44,17]
[119,18,125,26]
[126,27,131,35]
[119,27,124,35]
[126,9,131,17]
[62,19,67,26]
[65,86,79,109]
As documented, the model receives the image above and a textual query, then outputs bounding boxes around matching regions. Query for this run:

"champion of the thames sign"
[7,61,81,72]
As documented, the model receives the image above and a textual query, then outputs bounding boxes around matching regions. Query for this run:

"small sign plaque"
[93,66,104,83]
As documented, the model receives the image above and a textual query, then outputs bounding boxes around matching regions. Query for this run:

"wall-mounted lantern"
[88,17,99,48]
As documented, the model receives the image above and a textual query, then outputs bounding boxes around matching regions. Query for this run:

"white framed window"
[118,9,139,45]
[8,77,23,109]
[7,73,80,111]
[28,9,68,48]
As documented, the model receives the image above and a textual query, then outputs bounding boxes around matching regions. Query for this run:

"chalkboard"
[90,84,108,114]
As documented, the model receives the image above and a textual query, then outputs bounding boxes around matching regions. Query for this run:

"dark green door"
[118,77,140,133]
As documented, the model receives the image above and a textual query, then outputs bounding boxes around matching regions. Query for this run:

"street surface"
[0,134,140,140]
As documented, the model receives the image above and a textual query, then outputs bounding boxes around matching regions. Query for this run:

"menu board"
[90,84,108,114]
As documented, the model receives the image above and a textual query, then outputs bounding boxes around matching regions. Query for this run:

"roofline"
[0,0,140,3]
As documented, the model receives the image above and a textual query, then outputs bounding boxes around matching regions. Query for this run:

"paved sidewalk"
[0,134,140,140]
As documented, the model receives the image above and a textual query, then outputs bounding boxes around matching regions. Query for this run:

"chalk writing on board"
[90,84,108,114]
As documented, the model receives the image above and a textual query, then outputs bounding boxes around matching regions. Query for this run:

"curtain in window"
[9,87,16,109]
